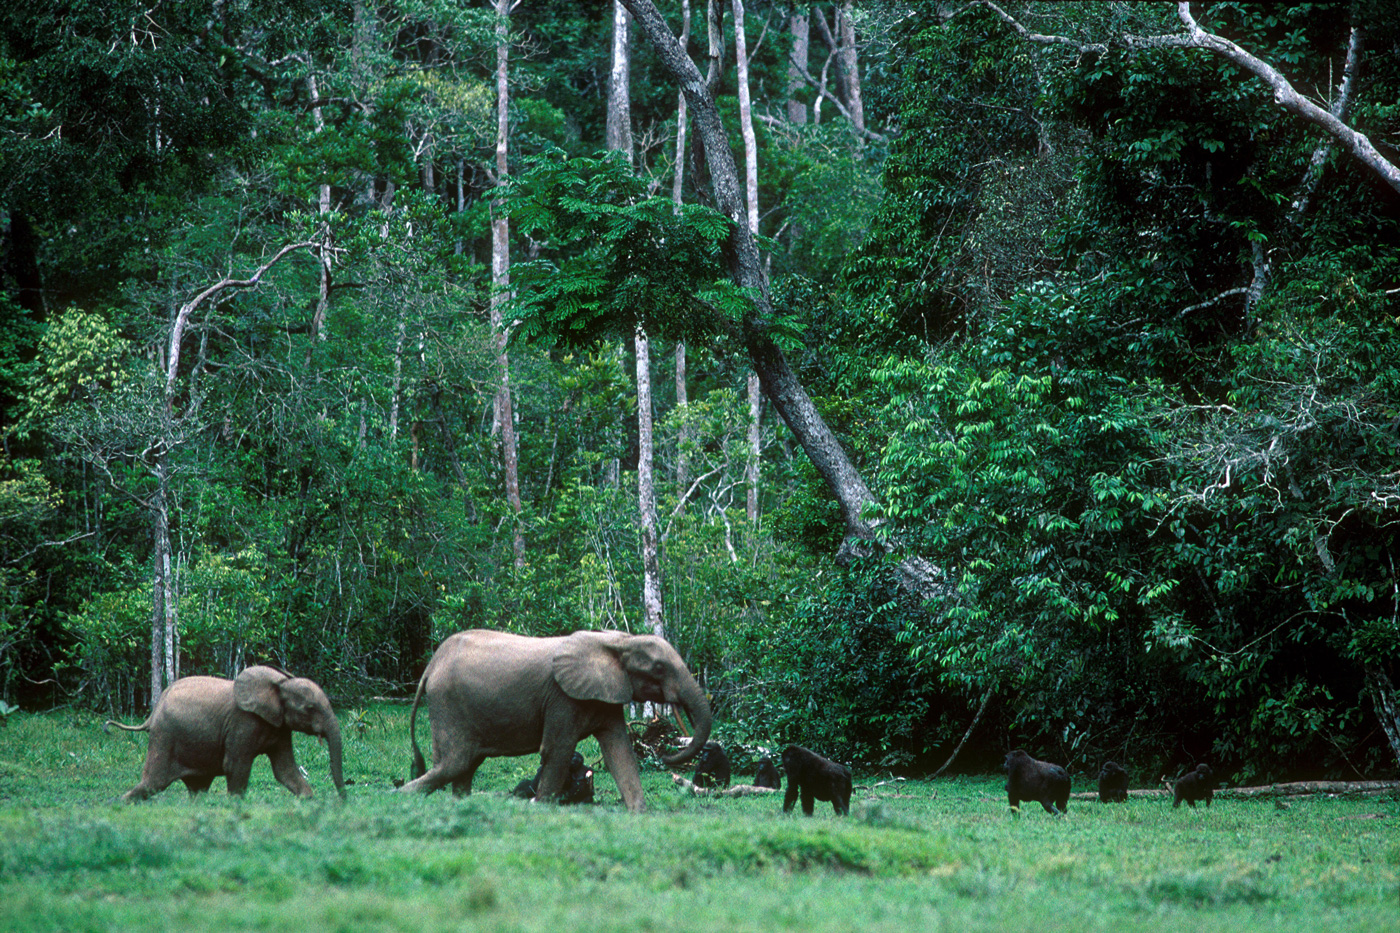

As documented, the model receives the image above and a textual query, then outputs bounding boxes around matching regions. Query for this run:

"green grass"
[2,705,1397,931]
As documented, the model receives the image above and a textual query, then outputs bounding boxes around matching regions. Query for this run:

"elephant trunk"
[324,721,347,801]
[659,674,712,768]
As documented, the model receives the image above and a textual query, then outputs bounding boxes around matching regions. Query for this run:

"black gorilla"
[1097,760,1129,803]
[692,741,732,789]
[781,745,851,816]
[1003,749,1070,815]
[753,755,781,790]
[512,751,594,804]
[1172,763,1215,808]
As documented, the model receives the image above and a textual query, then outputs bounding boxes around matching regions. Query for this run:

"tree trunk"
[306,71,333,354]
[622,0,943,599]
[835,2,865,135]
[607,1,634,156]
[1366,665,1400,769]
[150,467,170,705]
[152,239,318,704]
[733,0,762,526]
[786,10,809,125]
[637,327,665,636]
[673,0,692,511]
[611,0,665,637]
[492,0,525,568]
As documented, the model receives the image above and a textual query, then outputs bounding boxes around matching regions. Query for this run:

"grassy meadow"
[1,703,1397,932]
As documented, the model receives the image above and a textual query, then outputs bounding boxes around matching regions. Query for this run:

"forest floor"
[1,704,1397,932]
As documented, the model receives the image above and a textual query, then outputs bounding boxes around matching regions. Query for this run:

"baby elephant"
[106,666,346,802]
[1003,749,1070,815]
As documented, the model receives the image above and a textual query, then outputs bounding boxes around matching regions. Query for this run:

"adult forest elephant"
[399,629,712,812]
[106,666,346,802]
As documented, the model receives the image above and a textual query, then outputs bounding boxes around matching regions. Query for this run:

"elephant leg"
[121,738,180,802]
[450,753,486,797]
[268,738,314,798]
[400,742,483,795]
[223,753,255,796]
[533,745,579,803]
[183,775,216,797]
[595,719,645,813]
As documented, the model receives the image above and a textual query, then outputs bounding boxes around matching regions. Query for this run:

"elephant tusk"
[671,707,692,738]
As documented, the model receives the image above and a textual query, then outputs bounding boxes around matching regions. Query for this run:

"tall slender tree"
[608,0,665,637]
[492,0,525,568]
[733,0,763,527]
[621,0,941,598]
[672,0,693,508]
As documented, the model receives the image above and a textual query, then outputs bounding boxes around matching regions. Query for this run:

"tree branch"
[1142,4,1400,196]
[975,1,1400,197]
[784,55,889,144]
[165,237,326,407]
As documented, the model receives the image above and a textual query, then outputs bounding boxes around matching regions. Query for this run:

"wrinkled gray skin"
[399,629,712,812]
[106,666,346,802]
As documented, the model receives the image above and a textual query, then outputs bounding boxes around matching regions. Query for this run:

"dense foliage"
[2,1,1398,783]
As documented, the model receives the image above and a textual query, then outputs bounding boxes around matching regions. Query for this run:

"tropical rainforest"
[2,1,1399,785]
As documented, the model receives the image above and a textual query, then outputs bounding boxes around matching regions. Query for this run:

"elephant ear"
[553,632,631,704]
[234,666,289,726]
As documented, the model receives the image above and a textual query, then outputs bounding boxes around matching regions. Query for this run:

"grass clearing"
[1,705,1397,931]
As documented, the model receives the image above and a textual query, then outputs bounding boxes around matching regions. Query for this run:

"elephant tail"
[103,718,151,734]
[408,664,430,780]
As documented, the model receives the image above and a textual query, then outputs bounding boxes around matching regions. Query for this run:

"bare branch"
[971,1,1107,56]
[165,237,325,406]
[1136,4,1400,196]
[1177,287,1249,319]
[784,54,889,144]
[977,1,1400,196]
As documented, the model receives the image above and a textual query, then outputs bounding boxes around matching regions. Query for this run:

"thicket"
[2,2,1399,785]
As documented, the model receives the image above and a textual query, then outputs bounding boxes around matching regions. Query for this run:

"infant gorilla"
[512,751,594,804]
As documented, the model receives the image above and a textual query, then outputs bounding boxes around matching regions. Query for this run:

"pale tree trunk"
[733,0,762,526]
[835,2,864,135]
[610,0,665,637]
[151,239,319,704]
[492,0,525,568]
[672,0,692,507]
[786,9,809,124]
[607,1,634,156]
[305,72,333,353]
[150,463,173,702]
[389,314,406,440]
[621,0,943,600]
[636,327,665,636]
[746,372,761,524]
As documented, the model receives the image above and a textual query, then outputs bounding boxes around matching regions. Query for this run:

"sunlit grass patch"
[2,707,1398,932]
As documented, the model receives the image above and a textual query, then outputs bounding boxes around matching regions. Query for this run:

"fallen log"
[1071,779,1400,801]
[671,774,782,797]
